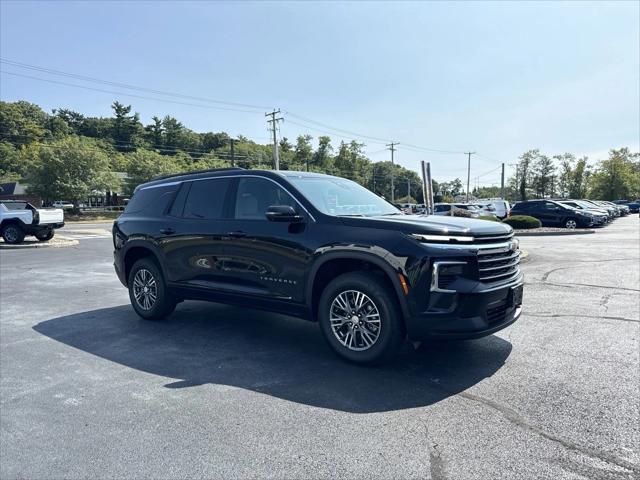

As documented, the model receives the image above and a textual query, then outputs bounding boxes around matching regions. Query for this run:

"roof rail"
[151,167,245,182]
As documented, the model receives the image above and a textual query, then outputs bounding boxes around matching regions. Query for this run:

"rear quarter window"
[124,184,178,216]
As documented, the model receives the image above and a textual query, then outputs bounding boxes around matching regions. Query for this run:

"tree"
[531,153,556,198]
[588,148,640,200]
[124,149,185,194]
[111,102,141,151]
[145,116,164,149]
[26,137,119,203]
[0,101,48,146]
[162,116,185,152]
[516,150,537,200]
[292,135,313,171]
[312,136,333,171]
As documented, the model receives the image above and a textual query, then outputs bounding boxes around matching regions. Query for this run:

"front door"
[220,176,311,303]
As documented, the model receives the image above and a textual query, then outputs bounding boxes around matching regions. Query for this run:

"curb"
[64,220,115,224]
[0,236,79,250]
[514,229,596,237]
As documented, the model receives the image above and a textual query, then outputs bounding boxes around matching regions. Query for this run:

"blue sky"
[1,0,638,185]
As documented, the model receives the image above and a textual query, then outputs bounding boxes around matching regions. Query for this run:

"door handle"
[227,231,247,238]
[160,227,175,235]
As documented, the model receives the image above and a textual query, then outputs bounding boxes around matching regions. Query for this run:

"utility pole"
[386,142,399,202]
[265,109,283,170]
[500,163,505,199]
[407,177,411,199]
[230,138,236,168]
[372,164,376,193]
[465,151,475,203]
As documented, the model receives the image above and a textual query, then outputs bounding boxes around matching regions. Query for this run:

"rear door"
[219,176,310,303]
[535,201,562,226]
[161,177,236,289]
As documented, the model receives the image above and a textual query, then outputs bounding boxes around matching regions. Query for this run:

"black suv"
[510,199,594,229]
[113,168,524,364]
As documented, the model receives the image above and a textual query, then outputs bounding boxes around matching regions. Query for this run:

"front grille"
[486,302,508,324]
[471,232,514,244]
[477,248,520,283]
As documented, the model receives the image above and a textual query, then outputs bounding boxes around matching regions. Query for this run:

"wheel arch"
[122,242,165,286]
[307,252,410,323]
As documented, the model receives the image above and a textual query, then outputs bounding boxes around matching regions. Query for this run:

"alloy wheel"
[133,268,157,310]
[566,219,577,229]
[329,290,381,351]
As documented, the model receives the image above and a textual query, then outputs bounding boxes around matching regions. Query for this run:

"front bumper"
[406,273,524,340]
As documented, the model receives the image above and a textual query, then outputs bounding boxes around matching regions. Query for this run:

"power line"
[0,70,265,114]
[2,59,473,158]
[0,58,270,111]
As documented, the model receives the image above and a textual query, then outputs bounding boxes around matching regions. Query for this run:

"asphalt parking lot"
[1,217,638,480]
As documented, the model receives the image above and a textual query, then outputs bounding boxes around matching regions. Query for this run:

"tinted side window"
[234,177,296,220]
[183,178,231,219]
[541,201,558,211]
[434,205,449,212]
[125,185,178,215]
[168,182,190,217]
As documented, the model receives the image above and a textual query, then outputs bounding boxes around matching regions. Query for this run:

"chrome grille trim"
[477,245,521,283]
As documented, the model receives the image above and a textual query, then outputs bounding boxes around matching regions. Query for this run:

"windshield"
[287,176,400,217]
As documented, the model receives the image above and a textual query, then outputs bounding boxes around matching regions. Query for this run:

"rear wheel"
[1,224,25,244]
[565,218,577,229]
[128,258,176,320]
[318,272,406,365]
[35,229,54,241]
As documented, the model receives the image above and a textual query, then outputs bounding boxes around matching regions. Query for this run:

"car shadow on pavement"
[33,301,512,413]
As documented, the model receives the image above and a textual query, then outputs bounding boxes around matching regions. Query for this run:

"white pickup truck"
[0,200,65,244]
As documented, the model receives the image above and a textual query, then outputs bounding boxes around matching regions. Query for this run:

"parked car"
[580,200,617,218]
[613,200,640,213]
[432,203,479,217]
[477,199,511,219]
[0,200,65,243]
[452,204,482,218]
[510,199,594,228]
[599,200,629,216]
[113,168,524,365]
[558,200,608,226]
[52,201,75,210]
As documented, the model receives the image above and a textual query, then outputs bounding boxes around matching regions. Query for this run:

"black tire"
[127,257,177,320]
[318,272,406,365]
[1,224,26,244]
[35,229,54,241]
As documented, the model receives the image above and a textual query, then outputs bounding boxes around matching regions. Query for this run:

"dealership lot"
[1,217,638,479]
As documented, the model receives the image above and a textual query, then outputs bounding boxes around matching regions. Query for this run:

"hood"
[338,214,513,236]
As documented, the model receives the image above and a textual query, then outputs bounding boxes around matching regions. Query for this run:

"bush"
[502,215,542,229]
[452,208,473,218]
[478,215,500,222]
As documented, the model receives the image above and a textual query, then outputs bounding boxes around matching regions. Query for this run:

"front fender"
[305,247,411,322]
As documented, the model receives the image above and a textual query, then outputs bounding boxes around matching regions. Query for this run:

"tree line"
[0,100,428,204]
[1,100,637,204]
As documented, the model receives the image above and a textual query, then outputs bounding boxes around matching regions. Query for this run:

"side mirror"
[266,205,303,223]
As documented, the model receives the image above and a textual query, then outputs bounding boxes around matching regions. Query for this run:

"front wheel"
[128,258,176,320]
[565,218,578,229]
[318,272,406,365]
[35,229,54,241]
